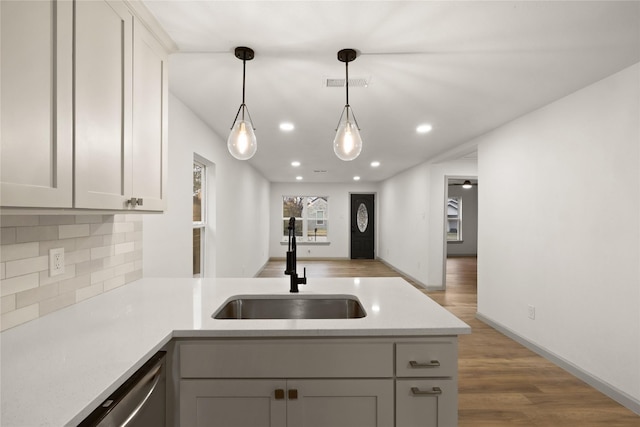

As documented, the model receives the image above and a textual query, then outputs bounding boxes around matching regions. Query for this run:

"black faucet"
[284,217,306,293]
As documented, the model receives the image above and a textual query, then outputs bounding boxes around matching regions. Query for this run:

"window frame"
[193,160,206,277]
[282,195,329,243]
[447,196,463,242]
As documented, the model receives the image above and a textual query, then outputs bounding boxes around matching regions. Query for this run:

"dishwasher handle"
[78,351,166,427]
[118,357,163,427]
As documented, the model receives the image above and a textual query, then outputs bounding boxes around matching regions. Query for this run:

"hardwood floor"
[258,257,640,426]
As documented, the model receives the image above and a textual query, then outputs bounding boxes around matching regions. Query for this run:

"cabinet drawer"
[180,340,394,378]
[396,340,457,378]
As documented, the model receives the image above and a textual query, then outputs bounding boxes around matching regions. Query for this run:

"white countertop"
[0,277,470,426]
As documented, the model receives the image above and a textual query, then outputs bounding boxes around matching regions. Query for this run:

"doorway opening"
[443,176,478,290]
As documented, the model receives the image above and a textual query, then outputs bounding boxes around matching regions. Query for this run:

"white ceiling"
[143,1,640,183]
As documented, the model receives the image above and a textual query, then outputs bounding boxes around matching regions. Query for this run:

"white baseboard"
[476,312,640,416]
[376,257,442,290]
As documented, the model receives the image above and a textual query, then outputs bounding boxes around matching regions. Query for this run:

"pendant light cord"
[334,51,361,131]
[241,53,246,120]
[243,54,247,99]
[230,48,255,130]
[345,59,349,107]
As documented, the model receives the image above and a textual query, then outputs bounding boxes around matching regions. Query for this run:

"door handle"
[127,197,144,207]
[288,389,298,400]
[274,389,285,400]
[409,360,441,368]
[411,386,442,396]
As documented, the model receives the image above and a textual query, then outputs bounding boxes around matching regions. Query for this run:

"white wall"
[378,159,478,288]
[477,63,640,407]
[144,94,270,278]
[269,182,379,259]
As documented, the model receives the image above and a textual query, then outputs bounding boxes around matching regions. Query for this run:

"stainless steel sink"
[213,295,367,319]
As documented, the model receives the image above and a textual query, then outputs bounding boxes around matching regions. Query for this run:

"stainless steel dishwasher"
[78,351,166,427]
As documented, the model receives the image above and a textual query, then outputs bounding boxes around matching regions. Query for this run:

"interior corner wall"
[269,182,379,260]
[143,93,270,278]
[477,63,640,406]
[378,159,477,288]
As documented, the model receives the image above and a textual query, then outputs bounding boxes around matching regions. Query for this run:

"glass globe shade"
[333,112,362,161]
[227,119,257,160]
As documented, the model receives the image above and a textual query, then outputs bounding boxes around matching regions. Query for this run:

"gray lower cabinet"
[176,337,458,427]
[180,379,286,427]
[180,378,393,427]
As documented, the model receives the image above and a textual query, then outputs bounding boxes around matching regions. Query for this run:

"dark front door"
[351,194,375,259]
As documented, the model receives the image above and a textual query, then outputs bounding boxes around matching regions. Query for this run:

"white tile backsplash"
[16,282,58,308]
[1,294,16,312]
[0,242,39,262]
[16,225,58,243]
[1,304,38,330]
[38,215,76,226]
[0,215,143,331]
[58,224,91,239]
[0,216,39,227]
[1,227,16,245]
[76,283,104,302]
[1,273,39,297]
[5,255,48,278]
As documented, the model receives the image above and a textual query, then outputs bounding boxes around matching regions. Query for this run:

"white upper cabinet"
[0,0,73,208]
[1,0,170,212]
[131,18,168,211]
[74,0,133,210]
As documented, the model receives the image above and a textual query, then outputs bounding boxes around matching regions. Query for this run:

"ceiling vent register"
[326,77,370,88]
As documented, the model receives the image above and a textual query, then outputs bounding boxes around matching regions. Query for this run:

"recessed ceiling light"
[416,124,433,134]
[370,161,380,167]
[291,161,301,167]
[280,122,294,131]
[296,176,303,180]
[353,176,361,181]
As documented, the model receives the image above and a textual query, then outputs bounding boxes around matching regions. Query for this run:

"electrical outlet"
[527,304,536,320]
[49,248,65,277]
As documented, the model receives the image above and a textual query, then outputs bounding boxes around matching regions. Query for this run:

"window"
[282,196,328,242]
[193,161,206,276]
[447,197,462,241]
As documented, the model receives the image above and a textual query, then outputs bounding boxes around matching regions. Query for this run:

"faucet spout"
[284,217,307,292]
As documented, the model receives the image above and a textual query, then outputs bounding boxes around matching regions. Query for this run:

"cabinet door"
[131,18,167,211]
[287,379,394,427]
[0,0,73,208]
[396,379,457,427]
[180,379,287,427]
[74,0,132,209]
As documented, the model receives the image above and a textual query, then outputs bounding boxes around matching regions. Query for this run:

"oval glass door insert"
[357,203,369,232]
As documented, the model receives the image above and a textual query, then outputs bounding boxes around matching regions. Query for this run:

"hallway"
[258,257,639,426]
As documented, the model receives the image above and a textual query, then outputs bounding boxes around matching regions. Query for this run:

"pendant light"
[462,180,473,189]
[333,49,363,161]
[227,47,257,160]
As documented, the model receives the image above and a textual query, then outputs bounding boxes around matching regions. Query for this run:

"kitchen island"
[0,277,470,426]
